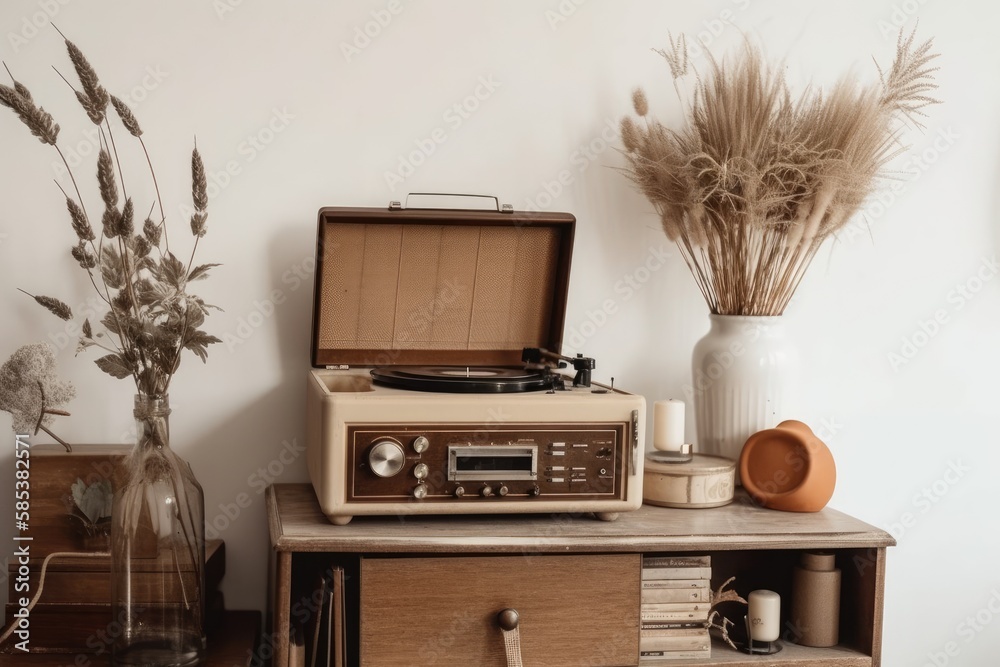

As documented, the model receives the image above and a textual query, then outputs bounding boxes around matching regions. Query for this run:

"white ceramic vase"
[690,315,797,476]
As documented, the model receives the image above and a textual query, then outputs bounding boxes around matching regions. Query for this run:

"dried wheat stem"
[53,146,92,238]
[186,237,200,276]
[103,120,127,200]
[50,65,74,91]
[161,306,190,395]
[138,137,169,249]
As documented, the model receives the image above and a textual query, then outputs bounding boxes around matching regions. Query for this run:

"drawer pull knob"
[497,608,519,631]
[497,609,523,667]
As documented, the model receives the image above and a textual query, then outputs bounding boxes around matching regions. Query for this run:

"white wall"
[1,1,998,663]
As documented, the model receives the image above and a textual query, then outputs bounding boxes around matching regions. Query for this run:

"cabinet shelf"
[683,639,872,666]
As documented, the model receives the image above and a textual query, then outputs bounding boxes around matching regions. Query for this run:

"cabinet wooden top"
[267,484,894,553]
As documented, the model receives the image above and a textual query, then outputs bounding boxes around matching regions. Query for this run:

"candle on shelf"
[748,589,781,643]
[653,399,685,452]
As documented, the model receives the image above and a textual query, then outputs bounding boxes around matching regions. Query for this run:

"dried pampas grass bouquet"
[620,29,939,315]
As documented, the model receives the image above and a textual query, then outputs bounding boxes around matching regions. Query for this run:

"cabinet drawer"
[360,553,640,667]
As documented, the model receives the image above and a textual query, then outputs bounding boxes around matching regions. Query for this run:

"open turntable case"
[305,196,646,524]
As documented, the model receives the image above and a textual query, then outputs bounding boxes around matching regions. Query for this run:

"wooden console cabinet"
[267,483,893,666]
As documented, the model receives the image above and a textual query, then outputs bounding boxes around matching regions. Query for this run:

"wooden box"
[23,444,130,556]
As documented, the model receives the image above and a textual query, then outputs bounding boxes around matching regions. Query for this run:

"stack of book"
[640,555,712,663]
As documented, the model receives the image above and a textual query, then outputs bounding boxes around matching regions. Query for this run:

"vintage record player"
[305,195,646,525]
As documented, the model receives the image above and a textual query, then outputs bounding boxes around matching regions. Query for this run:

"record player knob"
[454,486,466,498]
[498,484,509,497]
[412,435,430,453]
[413,463,429,480]
[480,485,494,498]
[368,440,405,478]
[413,483,429,500]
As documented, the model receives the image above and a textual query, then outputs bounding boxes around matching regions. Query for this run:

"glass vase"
[111,394,206,666]
[691,314,798,482]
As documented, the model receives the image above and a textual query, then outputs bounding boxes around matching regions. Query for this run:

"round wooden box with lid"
[643,453,735,508]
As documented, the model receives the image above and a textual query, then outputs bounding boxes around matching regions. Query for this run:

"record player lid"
[310,201,575,368]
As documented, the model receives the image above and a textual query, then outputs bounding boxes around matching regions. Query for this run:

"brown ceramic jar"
[738,420,836,512]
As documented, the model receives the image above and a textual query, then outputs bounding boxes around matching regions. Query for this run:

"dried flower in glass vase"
[1,30,219,666]
[618,29,940,467]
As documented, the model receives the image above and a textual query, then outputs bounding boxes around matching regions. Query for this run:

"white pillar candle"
[653,399,685,452]
[748,589,781,642]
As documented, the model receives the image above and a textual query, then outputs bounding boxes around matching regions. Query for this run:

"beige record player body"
[305,198,645,525]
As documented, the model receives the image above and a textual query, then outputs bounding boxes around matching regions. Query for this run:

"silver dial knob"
[498,484,509,497]
[368,440,405,478]
[412,436,430,454]
[413,483,428,499]
[454,486,465,498]
[481,485,494,498]
[413,463,429,480]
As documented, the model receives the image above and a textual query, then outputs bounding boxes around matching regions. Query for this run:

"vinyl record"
[370,366,554,393]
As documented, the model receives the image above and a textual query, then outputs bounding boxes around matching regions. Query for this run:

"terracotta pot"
[738,420,836,512]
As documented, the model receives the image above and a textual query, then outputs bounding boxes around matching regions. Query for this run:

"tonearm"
[521,347,595,388]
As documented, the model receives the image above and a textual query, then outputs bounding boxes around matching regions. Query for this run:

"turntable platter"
[370,366,555,393]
